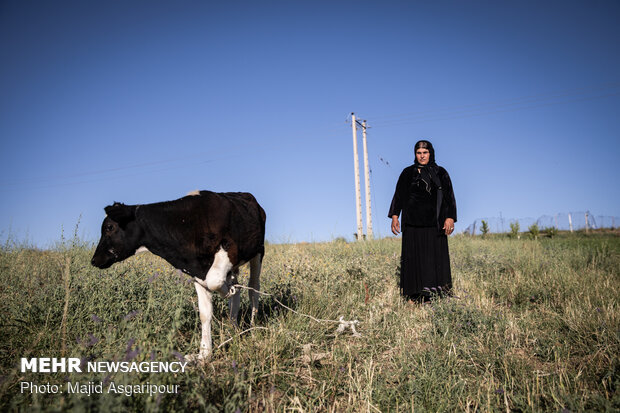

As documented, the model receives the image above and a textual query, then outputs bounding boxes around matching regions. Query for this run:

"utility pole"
[500,211,504,233]
[361,120,373,239]
[351,113,363,241]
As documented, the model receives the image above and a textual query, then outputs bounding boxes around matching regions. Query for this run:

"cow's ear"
[104,203,136,227]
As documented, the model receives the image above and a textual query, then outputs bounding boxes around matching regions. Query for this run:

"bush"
[509,222,520,239]
[528,223,540,239]
[544,226,558,238]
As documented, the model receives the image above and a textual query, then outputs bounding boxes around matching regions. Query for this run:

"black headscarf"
[412,140,440,194]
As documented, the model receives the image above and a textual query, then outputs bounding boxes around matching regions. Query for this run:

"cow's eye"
[105,224,114,232]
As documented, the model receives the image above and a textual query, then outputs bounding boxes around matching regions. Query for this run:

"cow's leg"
[249,253,262,325]
[205,246,234,296]
[187,281,213,362]
[228,268,240,328]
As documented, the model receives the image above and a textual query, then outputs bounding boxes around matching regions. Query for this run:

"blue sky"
[1,0,619,246]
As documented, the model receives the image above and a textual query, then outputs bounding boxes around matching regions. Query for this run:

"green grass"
[1,233,618,411]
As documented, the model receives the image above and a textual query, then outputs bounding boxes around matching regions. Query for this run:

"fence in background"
[464,211,619,236]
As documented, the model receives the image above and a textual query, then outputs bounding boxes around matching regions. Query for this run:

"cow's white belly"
[194,247,233,295]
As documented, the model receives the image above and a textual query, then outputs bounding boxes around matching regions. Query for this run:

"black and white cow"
[91,190,266,361]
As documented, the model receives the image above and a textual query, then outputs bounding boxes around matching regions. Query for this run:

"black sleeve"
[388,168,409,218]
[439,168,457,222]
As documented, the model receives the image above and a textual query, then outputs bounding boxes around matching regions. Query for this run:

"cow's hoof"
[185,352,211,364]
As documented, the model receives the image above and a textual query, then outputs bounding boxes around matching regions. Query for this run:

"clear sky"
[1,0,619,246]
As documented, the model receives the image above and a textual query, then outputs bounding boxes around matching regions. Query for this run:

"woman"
[388,140,457,302]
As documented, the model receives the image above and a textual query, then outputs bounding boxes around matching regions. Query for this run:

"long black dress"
[388,164,457,301]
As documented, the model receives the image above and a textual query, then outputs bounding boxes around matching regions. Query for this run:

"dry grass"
[0,233,618,411]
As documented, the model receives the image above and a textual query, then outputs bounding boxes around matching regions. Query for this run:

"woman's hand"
[443,218,455,236]
[391,216,401,235]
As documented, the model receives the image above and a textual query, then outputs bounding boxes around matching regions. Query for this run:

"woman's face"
[415,148,430,165]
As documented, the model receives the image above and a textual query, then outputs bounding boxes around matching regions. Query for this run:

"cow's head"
[91,203,142,269]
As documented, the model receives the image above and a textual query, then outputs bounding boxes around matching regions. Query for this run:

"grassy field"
[0,232,618,412]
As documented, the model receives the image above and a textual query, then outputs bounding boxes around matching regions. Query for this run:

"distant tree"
[509,222,520,239]
[528,223,540,240]
[481,220,490,238]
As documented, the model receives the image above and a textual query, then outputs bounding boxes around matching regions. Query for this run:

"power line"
[286,82,620,138]
[369,90,620,128]
[0,148,226,188]
[0,142,270,191]
[368,81,620,124]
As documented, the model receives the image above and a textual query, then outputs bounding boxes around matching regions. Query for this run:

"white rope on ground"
[217,326,269,349]
[232,284,362,337]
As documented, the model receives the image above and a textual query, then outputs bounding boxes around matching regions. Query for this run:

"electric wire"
[4,83,617,191]
[369,87,620,128]
[368,81,620,123]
